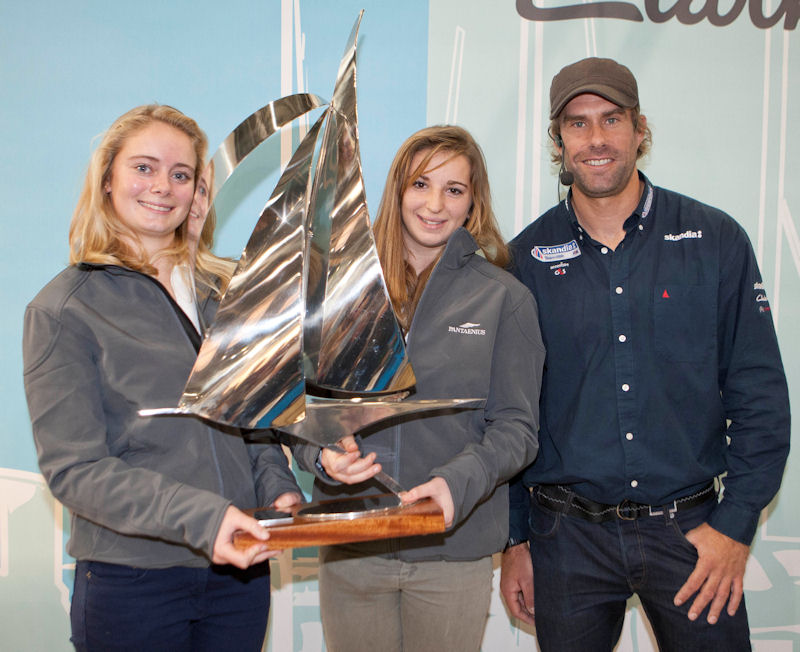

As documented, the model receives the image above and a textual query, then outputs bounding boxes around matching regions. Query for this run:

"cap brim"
[551,83,637,119]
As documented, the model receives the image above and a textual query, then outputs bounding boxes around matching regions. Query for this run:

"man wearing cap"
[500,57,790,650]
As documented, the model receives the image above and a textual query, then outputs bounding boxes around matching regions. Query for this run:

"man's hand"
[500,542,535,626]
[673,523,750,624]
[212,505,278,569]
[400,477,455,528]
[319,435,381,484]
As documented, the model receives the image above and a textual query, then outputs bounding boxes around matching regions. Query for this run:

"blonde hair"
[372,125,509,330]
[69,104,232,294]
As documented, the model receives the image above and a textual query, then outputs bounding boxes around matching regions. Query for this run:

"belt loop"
[561,485,575,512]
[545,485,572,515]
[649,501,678,523]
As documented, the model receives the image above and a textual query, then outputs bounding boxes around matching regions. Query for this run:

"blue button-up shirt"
[508,173,790,545]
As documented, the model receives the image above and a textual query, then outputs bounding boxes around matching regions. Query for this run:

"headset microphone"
[555,134,574,186]
[559,164,574,186]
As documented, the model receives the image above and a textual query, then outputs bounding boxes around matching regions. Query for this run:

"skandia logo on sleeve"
[531,240,581,262]
[664,229,702,241]
[448,322,486,335]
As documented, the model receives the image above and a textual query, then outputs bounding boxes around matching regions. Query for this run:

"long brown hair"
[372,125,508,329]
[69,104,231,293]
[192,160,236,292]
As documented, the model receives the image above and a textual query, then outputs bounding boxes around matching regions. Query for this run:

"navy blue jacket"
[509,173,790,545]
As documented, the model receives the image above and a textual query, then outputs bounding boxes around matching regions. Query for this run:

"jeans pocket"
[528,496,560,538]
[666,518,700,555]
[86,561,150,584]
[665,499,714,555]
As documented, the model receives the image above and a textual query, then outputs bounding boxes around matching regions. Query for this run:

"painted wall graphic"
[1,1,796,650]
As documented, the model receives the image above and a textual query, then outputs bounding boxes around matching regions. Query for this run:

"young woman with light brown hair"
[297,125,545,652]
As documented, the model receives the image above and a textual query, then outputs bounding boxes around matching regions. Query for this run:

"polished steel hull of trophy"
[142,13,483,547]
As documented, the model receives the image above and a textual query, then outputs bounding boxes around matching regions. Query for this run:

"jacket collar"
[439,227,479,270]
[76,262,204,350]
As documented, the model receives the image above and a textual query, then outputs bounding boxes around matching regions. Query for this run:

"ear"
[635,114,647,145]
[548,128,563,150]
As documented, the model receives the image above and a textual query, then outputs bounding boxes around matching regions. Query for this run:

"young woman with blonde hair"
[24,104,301,651]
[295,125,545,652]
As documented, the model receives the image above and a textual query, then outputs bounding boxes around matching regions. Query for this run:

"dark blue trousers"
[528,493,751,651]
[70,560,270,652]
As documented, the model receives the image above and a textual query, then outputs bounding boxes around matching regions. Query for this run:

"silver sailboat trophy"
[141,13,482,544]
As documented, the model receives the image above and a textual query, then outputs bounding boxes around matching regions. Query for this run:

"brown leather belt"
[535,483,716,523]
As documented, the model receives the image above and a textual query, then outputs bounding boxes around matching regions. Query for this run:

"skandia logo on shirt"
[531,240,581,262]
[448,322,486,335]
[664,229,703,241]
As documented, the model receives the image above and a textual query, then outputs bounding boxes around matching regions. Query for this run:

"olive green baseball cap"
[550,57,639,119]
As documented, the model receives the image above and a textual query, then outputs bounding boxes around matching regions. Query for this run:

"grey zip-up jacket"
[294,228,544,561]
[23,263,301,568]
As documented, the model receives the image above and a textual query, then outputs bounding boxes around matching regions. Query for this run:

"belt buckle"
[649,501,678,519]
[615,499,638,521]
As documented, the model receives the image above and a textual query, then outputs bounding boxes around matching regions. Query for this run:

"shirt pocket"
[653,284,716,362]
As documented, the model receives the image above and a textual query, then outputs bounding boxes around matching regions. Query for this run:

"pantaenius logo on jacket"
[448,322,486,335]
[531,240,581,262]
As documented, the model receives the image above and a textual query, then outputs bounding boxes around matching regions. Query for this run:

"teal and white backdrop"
[1,1,797,650]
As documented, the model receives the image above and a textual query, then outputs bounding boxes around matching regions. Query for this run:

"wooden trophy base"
[233,494,445,551]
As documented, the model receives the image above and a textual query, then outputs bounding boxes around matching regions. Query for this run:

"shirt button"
[622,383,630,392]
[626,432,634,440]
[615,286,623,294]
[601,247,609,254]
[638,224,644,231]
[618,334,627,343]
[630,480,639,488]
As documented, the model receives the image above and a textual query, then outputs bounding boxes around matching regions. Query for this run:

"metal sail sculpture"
[142,14,481,460]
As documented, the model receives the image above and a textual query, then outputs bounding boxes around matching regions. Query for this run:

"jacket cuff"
[707,499,760,545]
[508,478,531,543]
[313,449,338,483]
[164,484,232,559]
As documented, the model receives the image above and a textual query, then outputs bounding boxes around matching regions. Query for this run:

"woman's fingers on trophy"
[321,446,381,485]
[272,491,303,511]
[212,506,270,569]
[400,477,455,528]
[337,435,360,453]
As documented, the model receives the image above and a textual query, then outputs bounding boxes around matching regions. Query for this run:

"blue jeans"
[528,492,751,651]
[70,560,270,652]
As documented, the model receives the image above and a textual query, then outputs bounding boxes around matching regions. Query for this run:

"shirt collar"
[629,171,654,231]
[563,171,655,236]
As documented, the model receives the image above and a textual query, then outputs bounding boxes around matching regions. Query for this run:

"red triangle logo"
[662,289,670,298]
